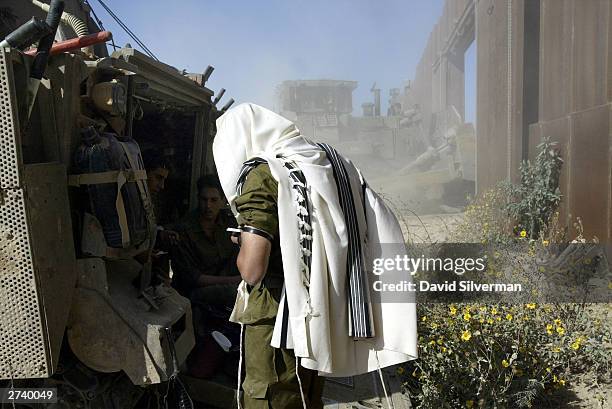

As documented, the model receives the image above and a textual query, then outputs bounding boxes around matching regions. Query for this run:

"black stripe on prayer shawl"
[235,158,314,349]
[317,143,374,339]
[236,157,268,195]
[280,160,312,349]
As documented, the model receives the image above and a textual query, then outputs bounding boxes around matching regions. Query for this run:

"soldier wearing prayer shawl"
[213,103,418,409]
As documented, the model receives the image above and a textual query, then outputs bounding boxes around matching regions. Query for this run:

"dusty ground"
[397,211,464,243]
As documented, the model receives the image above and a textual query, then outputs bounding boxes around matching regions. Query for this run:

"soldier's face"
[147,167,169,194]
[199,187,223,221]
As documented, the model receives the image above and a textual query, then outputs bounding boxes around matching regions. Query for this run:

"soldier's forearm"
[236,232,271,286]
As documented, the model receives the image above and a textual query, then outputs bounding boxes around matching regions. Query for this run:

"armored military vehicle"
[0,1,233,407]
[0,3,415,409]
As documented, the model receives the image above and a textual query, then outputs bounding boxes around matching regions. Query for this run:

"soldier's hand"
[159,229,180,247]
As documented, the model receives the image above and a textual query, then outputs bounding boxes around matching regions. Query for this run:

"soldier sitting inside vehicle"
[142,154,179,286]
[170,175,241,377]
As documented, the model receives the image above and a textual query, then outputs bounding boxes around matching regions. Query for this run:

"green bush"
[502,137,563,240]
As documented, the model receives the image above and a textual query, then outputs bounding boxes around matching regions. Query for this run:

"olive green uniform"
[171,210,238,311]
[233,164,324,409]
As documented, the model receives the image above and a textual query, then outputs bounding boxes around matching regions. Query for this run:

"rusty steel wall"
[410,0,611,242]
[531,0,611,241]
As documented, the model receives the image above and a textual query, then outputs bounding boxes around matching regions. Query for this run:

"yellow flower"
[463,312,472,321]
[559,379,565,386]
[396,366,405,375]
[479,318,485,323]
[552,346,561,353]
[449,305,457,315]
[461,330,472,341]
[466,400,474,408]
[430,323,438,329]
[437,338,443,345]
[441,347,447,353]
[570,337,583,350]
[546,367,551,373]
[491,307,498,315]
[487,318,494,324]
[556,327,565,336]
[520,230,527,238]
[421,316,427,322]
[429,340,436,346]
[554,319,561,326]
[546,324,554,335]
[506,313,513,321]
[502,359,510,368]
[526,303,536,309]
[479,306,487,313]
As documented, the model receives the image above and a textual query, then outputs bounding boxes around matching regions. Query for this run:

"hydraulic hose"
[30,0,64,81]
[30,0,90,37]
[0,17,51,50]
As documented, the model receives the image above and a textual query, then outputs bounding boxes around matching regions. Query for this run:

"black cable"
[82,0,116,49]
[82,0,105,30]
[93,0,158,60]
[94,0,152,57]
[96,0,155,59]
[101,2,157,60]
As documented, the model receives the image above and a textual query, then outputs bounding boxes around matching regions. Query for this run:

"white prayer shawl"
[213,103,417,377]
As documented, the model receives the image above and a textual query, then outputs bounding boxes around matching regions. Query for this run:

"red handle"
[25,31,112,56]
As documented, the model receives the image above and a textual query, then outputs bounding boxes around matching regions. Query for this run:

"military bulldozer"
[0,1,232,406]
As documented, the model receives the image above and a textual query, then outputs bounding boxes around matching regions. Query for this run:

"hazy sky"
[95,0,475,121]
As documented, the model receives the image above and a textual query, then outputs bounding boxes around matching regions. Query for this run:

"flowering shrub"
[401,302,610,408]
[399,138,611,407]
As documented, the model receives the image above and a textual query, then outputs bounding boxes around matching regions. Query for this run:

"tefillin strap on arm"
[240,225,274,242]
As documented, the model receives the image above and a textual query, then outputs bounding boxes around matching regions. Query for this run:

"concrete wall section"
[409,0,611,240]
[539,0,573,122]
[572,0,609,112]
[609,2,612,103]
[475,0,512,191]
[568,105,611,241]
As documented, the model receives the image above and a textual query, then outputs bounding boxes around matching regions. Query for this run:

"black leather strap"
[241,225,275,242]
